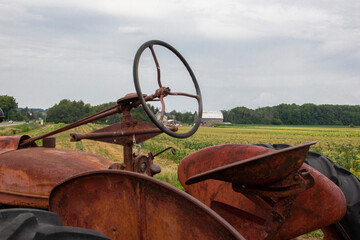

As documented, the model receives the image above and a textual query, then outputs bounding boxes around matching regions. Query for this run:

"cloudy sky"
[0,0,359,112]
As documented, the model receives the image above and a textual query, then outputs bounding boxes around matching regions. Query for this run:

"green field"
[142,124,360,177]
[2,123,359,179]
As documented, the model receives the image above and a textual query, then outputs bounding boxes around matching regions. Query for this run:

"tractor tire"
[256,143,360,240]
[0,208,110,240]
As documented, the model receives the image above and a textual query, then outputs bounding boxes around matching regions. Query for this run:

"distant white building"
[201,111,223,126]
[167,119,181,126]
[155,112,168,125]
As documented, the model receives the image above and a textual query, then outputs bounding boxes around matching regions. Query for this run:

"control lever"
[152,147,177,158]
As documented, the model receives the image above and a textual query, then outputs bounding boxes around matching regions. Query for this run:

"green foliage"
[131,104,157,123]
[83,102,157,125]
[76,141,85,151]
[0,123,42,136]
[301,230,323,239]
[0,95,24,121]
[168,110,195,124]
[155,172,184,191]
[47,99,92,123]
[271,118,283,125]
[0,108,4,122]
[45,98,160,125]
[223,103,360,126]
[37,96,360,128]
[91,102,121,124]
[19,107,44,121]
[223,106,254,124]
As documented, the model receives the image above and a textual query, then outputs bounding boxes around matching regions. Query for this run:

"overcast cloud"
[0,0,359,112]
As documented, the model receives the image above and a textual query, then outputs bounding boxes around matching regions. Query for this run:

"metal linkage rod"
[20,105,121,147]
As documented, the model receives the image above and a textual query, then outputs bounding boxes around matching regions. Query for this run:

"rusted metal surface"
[276,164,346,239]
[71,120,177,145]
[66,104,177,173]
[0,135,36,154]
[70,119,176,174]
[230,168,315,240]
[178,144,346,240]
[178,144,274,221]
[0,147,113,209]
[43,136,56,148]
[50,170,245,240]
[185,142,316,186]
[133,154,161,176]
[232,168,314,199]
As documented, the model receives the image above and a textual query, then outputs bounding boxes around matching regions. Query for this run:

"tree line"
[45,101,360,126]
[46,100,197,125]
[0,95,43,121]
[2,95,359,126]
[46,99,158,124]
[222,103,360,126]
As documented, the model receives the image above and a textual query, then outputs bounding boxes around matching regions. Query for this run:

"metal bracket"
[232,169,315,240]
[132,134,141,157]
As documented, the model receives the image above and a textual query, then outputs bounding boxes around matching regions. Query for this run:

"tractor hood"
[0,143,113,209]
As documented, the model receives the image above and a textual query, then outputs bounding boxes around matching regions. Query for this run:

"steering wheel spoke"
[159,96,166,121]
[169,92,200,100]
[149,45,162,88]
[133,40,203,138]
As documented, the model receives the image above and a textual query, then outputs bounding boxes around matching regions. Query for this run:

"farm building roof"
[202,111,223,119]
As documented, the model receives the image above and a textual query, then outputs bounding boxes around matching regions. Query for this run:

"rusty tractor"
[0,40,357,240]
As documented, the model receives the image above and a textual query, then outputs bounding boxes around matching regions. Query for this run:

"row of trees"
[0,95,43,121]
[46,99,157,124]
[46,99,199,125]
[168,110,195,125]
[222,103,360,125]
[2,94,359,126]
[49,101,359,126]
[46,100,93,123]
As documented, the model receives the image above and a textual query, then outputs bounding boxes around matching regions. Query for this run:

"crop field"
[143,125,360,177]
[2,123,359,182]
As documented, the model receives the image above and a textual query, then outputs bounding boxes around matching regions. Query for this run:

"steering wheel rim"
[133,40,202,138]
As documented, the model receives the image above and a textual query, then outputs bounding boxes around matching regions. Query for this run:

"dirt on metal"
[50,170,245,240]
[0,146,113,209]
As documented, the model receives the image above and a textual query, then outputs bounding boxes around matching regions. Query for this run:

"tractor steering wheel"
[133,40,202,138]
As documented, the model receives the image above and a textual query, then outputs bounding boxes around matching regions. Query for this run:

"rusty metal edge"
[0,135,36,154]
[185,141,317,185]
[49,169,246,240]
[0,189,48,199]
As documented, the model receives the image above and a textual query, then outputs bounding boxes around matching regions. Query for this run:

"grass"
[0,122,43,136]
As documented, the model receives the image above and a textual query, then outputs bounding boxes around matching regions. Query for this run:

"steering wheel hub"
[155,87,171,98]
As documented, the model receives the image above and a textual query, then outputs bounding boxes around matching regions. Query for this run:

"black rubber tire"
[0,208,110,240]
[256,143,360,240]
